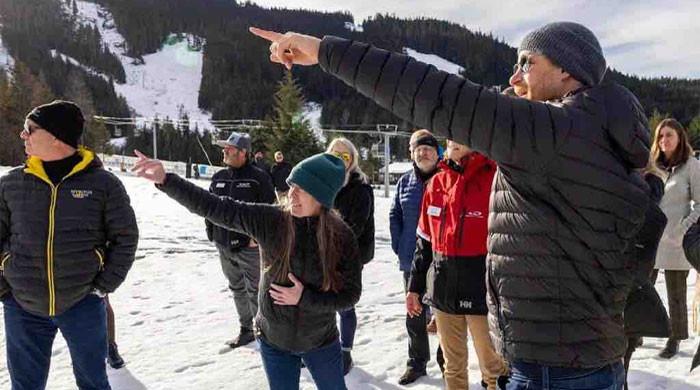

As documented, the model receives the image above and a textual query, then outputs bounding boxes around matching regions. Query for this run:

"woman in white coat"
[653,118,700,358]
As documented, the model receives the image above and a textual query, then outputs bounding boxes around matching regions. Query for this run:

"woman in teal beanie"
[133,151,362,390]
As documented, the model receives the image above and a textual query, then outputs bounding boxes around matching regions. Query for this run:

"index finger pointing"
[249,27,284,42]
[134,149,149,160]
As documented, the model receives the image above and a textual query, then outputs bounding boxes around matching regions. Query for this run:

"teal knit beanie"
[286,153,346,209]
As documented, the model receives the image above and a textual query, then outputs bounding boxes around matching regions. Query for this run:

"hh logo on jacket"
[70,190,93,199]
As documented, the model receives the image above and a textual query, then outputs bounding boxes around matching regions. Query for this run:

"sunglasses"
[513,55,533,75]
[330,151,352,163]
[21,124,41,135]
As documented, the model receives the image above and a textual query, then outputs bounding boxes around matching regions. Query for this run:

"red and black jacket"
[408,152,496,314]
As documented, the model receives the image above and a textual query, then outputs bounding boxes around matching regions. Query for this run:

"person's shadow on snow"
[108,367,148,390]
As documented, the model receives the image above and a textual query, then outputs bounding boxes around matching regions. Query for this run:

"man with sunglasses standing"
[252,21,652,389]
[0,100,138,389]
[210,132,276,349]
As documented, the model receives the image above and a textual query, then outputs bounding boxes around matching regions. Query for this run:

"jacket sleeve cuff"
[318,35,352,75]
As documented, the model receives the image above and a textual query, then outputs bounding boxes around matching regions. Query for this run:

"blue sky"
[251,0,700,79]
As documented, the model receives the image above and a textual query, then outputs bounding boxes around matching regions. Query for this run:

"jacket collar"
[24,146,95,186]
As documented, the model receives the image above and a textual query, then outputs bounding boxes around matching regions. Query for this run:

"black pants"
[651,269,689,340]
[402,271,444,371]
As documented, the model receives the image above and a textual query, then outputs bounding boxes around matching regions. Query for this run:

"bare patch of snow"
[50,49,110,82]
[344,21,364,32]
[405,47,464,75]
[0,28,15,74]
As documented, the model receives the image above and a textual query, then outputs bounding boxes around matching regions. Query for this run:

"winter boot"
[225,327,255,349]
[107,341,125,369]
[658,338,680,359]
[398,366,426,385]
[342,349,353,375]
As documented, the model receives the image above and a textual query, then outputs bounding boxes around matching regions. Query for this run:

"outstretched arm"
[132,150,280,244]
[249,27,560,172]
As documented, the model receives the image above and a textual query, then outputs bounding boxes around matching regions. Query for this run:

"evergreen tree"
[64,70,109,152]
[688,115,700,149]
[266,71,322,164]
[648,109,669,140]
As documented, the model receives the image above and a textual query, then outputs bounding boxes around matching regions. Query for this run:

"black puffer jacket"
[270,162,292,192]
[159,174,362,353]
[334,172,375,264]
[206,162,276,249]
[0,149,138,316]
[319,36,650,367]
[624,173,669,338]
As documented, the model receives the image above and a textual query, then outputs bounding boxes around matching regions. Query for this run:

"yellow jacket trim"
[23,147,96,316]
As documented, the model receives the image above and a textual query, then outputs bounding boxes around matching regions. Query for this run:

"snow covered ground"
[72,1,214,130]
[0,165,698,389]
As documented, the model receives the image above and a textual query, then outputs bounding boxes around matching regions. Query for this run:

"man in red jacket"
[407,140,506,390]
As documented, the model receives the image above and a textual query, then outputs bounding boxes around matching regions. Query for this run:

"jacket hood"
[564,83,651,169]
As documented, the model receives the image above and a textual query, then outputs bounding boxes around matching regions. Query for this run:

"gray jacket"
[655,157,700,270]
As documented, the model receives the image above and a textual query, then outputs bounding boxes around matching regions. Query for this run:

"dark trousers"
[2,294,110,390]
[338,307,357,350]
[507,360,625,390]
[402,271,433,370]
[216,245,261,329]
[258,337,346,390]
[651,269,689,340]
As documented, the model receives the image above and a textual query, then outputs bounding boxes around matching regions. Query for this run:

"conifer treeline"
[0,0,698,166]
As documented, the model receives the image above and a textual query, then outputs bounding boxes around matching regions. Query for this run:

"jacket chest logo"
[427,205,442,217]
[70,190,93,199]
[464,211,484,219]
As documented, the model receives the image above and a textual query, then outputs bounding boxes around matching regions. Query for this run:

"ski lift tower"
[377,124,398,198]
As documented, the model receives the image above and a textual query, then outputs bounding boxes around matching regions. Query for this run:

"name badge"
[216,183,226,188]
[427,205,441,217]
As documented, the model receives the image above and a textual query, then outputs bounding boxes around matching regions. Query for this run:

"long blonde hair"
[327,137,368,185]
[262,206,346,292]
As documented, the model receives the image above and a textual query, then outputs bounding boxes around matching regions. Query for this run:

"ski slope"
[0,166,698,389]
[0,30,14,74]
[72,1,214,130]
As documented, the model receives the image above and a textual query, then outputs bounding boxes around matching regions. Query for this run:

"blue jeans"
[2,294,110,390]
[507,360,625,390]
[338,307,357,350]
[258,337,346,390]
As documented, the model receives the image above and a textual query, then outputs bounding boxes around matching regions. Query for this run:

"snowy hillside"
[0,165,698,389]
[405,48,464,75]
[72,0,214,130]
[0,30,14,73]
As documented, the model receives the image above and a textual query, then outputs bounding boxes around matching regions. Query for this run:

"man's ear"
[559,68,574,83]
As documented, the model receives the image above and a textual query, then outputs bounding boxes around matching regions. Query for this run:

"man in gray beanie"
[253,20,651,389]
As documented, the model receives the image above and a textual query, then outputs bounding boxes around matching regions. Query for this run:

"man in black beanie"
[0,100,138,389]
[253,19,651,389]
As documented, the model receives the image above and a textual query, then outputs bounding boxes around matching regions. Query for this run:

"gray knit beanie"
[519,22,606,86]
